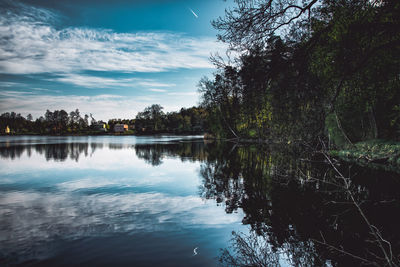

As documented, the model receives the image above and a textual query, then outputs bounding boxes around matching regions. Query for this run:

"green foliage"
[325,114,347,147]
[330,140,400,172]
[134,105,208,135]
[1,105,208,136]
[0,109,95,135]
[199,0,400,144]
[0,109,121,135]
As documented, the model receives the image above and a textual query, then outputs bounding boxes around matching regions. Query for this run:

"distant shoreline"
[0,133,205,137]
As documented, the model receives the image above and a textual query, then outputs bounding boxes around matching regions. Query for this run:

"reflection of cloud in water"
[0,190,243,257]
[0,136,239,264]
[57,175,176,190]
[0,146,146,173]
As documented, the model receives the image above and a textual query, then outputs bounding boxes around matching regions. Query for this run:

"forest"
[198,0,399,147]
[0,105,207,135]
[1,109,99,135]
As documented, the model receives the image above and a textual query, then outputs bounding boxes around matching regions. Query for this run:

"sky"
[0,0,232,120]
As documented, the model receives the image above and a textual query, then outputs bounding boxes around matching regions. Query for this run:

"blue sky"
[0,0,232,120]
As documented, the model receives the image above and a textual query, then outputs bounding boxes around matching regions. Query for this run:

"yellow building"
[5,126,10,134]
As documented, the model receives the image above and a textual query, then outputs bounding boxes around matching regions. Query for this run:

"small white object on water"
[193,247,198,256]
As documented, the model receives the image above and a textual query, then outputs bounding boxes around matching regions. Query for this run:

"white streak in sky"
[189,8,198,18]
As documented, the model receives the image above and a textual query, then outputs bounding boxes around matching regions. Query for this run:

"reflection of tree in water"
[220,231,323,266]
[199,142,310,215]
[108,144,126,150]
[2,139,399,265]
[199,142,244,213]
[0,144,27,159]
[134,144,164,166]
[40,143,89,162]
[0,143,104,162]
[134,141,207,166]
[199,142,400,266]
[220,231,281,266]
[0,140,209,165]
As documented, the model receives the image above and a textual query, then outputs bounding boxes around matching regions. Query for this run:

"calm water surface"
[1,136,399,266]
[0,136,250,266]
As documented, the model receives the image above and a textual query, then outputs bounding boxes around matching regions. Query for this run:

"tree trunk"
[335,111,353,145]
[369,109,378,139]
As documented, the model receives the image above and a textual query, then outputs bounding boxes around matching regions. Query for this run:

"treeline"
[0,105,208,135]
[134,104,208,134]
[0,109,97,134]
[199,0,400,145]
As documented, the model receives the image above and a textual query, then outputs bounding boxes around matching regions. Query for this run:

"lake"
[0,136,399,266]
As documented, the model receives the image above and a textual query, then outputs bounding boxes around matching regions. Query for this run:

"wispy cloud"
[0,2,225,75]
[0,90,181,120]
[148,89,167,93]
[167,92,197,96]
[49,73,176,89]
[31,87,60,93]
[0,90,36,97]
[0,82,21,87]
[138,81,175,87]
[0,2,212,119]
[53,74,138,88]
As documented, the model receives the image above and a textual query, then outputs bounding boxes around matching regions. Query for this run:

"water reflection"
[0,138,206,164]
[1,137,400,266]
[199,142,400,266]
[0,142,98,162]
[0,191,241,258]
[134,142,206,166]
[0,136,246,266]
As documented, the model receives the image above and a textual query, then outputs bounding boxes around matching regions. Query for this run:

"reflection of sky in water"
[0,136,245,265]
[1,148,202,195]
[0,135,204,146]
[0,191,243,246]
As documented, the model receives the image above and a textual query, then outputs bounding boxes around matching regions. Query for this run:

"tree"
[69,109,81,131]
[212,0,320,50]
[90,113,96,126]
[200,0,400,143]
[135,104,165,132]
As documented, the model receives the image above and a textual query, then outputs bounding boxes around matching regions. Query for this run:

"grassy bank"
[329,140,400,173]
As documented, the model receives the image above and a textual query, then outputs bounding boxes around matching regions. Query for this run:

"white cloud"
[31,88,50,91]
[0,3,211,119]
[0,90,189,120]
[49,73,176,89]
[0,3,226,75]
[0,90,36,97]
[138,81,176,87]
[53,74,139,88]
[0,82,21,87]
[167,92,197,96]
[0,91,143,120]
[148,88,167,92]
